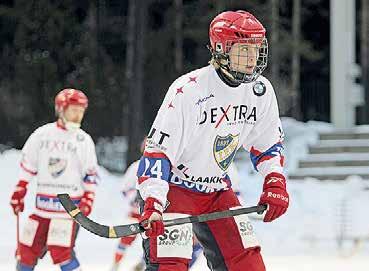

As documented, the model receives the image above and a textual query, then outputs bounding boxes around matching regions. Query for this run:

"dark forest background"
[0,0,368,166]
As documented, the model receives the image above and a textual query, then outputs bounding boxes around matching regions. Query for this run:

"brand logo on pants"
[158,226,192,246]
[239,221,254,237]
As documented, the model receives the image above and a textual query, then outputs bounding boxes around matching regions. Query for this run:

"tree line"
[0,0,367,167]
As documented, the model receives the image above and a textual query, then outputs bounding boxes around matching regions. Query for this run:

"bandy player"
[111,139,146,271]
[10,89,98,271]
[137,10,289,271]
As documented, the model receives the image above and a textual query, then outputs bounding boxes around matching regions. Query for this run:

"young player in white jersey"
[10,89,98,271]
[137,10,289,271]
[111,139,146,271]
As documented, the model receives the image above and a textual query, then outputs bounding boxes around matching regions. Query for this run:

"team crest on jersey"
[48,157,67,178]
[213,134,239,171]
[253,81,266,96]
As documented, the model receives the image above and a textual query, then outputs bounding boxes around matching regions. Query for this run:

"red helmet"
[209,10,268,83]
[210,10,265,52]
[55,88,88,114]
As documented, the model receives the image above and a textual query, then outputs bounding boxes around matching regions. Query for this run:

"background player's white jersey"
[19,122,98,218]
[140,65,284,204]
[121,160,139,205]
[227,163,240,193]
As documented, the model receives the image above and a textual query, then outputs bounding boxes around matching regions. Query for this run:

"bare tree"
[215,0,226,13]
[126,0,139,166]
[291,0,302,120]
[174,0,183,73]
[270,0,280,84]
[85,1,98,92]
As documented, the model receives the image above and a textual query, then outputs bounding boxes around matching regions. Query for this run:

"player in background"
[137,10,289,271]
[10,89,98,271]
[110,139,146,271]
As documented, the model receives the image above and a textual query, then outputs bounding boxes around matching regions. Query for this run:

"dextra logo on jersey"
[36,194,81,212]
[40,139,77,154]
[199,104,257,127]
[48,157,67,178]
[213,134,239,171]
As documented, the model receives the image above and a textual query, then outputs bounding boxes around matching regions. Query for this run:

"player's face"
[63,104,86,124]
[228,43,260,75]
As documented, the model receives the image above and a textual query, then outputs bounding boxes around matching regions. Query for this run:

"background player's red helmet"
[55,88,88,114]
[209,10,268,83]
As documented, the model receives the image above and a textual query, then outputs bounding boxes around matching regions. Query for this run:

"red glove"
[139,197,164,238]
[259,172,289,222]
[79,191,95,216]
[10,180,28,215]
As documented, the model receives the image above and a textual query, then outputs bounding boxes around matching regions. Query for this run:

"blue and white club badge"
[253,81,266,96]
[48,157,67,178]
[213,134,240,171]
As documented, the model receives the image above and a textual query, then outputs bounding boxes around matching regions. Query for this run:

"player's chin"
[71,119,82,124]
[245,68,255,74]
[235,68,254,75]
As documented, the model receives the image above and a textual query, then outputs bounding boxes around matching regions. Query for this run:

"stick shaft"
[16,214,20,259]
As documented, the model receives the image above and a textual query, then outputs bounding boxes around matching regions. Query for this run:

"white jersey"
[121,160,140,205]
[227,163,240,193]
[19,122,98,218]
[139,65,284,205]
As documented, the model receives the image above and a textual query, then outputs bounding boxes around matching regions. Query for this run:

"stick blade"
[57,193,111,238]
[57,193,143,238]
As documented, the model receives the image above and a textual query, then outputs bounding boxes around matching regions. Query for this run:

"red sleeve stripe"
[138,176,150,185]
[254,154,285,167]
[250,147,262,156]
[20,162,37,175]
[257,155,275,165]
[143,151,168,159]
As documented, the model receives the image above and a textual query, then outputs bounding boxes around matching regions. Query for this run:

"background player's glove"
[139,197,164,238]
[79,191,95,216]
[259,172,289,222]
[10,180,28,215]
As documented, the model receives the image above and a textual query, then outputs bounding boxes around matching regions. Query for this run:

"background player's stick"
[15,213,20,260]
[57,193,267,238]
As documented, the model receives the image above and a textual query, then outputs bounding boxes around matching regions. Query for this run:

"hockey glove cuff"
[259,172,289,222]
[139,197,164,238]
[79,191,95,216]
[10,180,28,215]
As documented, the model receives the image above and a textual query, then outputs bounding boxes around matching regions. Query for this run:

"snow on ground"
[1,118,369,270]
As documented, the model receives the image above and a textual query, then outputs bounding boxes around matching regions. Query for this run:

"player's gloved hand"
[259,172,289,222]
[10,180,28,215]
[139,197,164,238]
[79,191,95,216]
